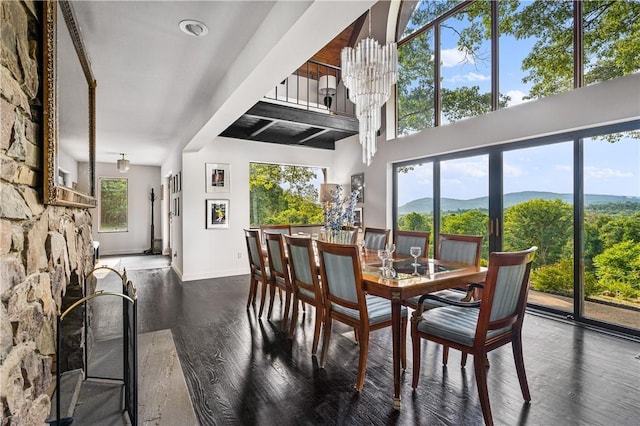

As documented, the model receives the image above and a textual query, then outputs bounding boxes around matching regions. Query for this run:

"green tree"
[593,241,640,298]
[398,212,432,232]
[503,199,572,267]
[249,163,323,226]
[442,209,488,259]
[100,178,127,230]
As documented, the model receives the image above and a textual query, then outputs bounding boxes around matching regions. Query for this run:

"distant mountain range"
[398,191,640,214]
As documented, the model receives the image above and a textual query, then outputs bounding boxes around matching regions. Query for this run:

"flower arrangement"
[323,185,360,243]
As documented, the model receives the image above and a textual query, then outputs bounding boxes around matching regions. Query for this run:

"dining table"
[359,249,487,410]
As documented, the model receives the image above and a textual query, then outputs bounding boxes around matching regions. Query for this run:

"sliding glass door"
[393,122,640,336]
[502,142,574,313]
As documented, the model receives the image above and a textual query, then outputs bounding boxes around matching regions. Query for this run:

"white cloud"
[503,163,524,177]
[445,72,490,84]
[556,165,572,172]
[505,90,531,106]
[442,160,488,178]
[585,166,633,179]
[441,48,474,67]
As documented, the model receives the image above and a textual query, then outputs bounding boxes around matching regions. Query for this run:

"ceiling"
[66,1,376,167]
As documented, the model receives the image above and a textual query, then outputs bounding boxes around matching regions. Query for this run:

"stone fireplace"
[1,1,96,423]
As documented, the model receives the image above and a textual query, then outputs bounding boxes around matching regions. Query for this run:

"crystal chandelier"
[341,36,397,166]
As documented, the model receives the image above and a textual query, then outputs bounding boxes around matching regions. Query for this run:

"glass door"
[502,142,574,313]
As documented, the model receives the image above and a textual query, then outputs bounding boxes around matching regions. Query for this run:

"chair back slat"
[395,231,430,256]
[490,263,528,322]
[322,252,358,304]
[244,230,263,269]
[289,244,313,286]
[266,236,286,274]
[316,241,364,313]
[364,227,390,250]
[437,234,483,266]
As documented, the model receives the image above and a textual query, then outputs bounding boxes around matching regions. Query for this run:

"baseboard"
[179,268,248,282]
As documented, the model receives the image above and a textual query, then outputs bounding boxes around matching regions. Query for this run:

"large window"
[249,163,324,227]
[396,0,639,135]
[99,177,128,232]
[583,132,640,330]
[392,123,640,337]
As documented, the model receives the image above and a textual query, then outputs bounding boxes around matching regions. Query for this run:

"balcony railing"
[263,60,355,117]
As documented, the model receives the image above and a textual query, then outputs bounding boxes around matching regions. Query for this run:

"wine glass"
[409,246,421,276]
[377,249,388,276]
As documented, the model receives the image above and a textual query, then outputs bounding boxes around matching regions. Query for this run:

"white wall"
[92,162,161,255]
[180,137,336,281]
[334,73,640,231]
[160,143,183,274]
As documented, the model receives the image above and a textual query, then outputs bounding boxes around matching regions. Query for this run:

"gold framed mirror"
[43,0,97,207]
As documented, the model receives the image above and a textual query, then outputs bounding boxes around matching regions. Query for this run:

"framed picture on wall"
[206,163,230,193]
[177,171,182,192]
[353,207,363,229]
[351,172,364,203]
[206,199,229,229]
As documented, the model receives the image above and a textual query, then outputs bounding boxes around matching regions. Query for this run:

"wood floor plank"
[131,267,640,426]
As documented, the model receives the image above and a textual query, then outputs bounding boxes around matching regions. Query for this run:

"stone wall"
[1,1,95,424]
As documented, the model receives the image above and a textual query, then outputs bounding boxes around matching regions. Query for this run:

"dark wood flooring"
[127,267,640,426]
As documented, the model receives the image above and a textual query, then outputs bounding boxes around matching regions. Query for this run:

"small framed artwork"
[173,197,180,216]
[206,163,230,193]
[177,171,182,192]
[206,199,229,229]
[353,207,363,229]
[351,172,364,203]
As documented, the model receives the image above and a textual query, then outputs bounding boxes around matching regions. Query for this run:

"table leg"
[391,292,402,410]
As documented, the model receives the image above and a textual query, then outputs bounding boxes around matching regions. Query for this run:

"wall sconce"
[117,153,130,173]
[318,75,337,109]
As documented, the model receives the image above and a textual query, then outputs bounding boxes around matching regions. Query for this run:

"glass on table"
[409,246,421,276]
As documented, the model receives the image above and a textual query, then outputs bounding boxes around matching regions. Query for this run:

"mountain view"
[398,191,640,214]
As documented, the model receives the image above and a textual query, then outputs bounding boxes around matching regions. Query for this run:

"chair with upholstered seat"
[316,240,408,391]
[260,224,292,247]
[411,247,537,426]
[405,233,483,366]
[264,232,293,330]
[394,230,430,257]
[244,229,271,315]
[363,227,390,250]
[284,235,324,354]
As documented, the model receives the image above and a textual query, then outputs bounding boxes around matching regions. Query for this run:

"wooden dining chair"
[411,247,537,426]
[243,229,270,316]
[316,240,408,391]
[405,233,483,366]
[363,227,390,250]
[394,230,430,257]
[284,235,324,354]
[264,232,293,330]
[340,225,359,244]
[260,224,292,246]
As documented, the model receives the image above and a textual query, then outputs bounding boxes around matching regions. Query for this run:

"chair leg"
[281,288,291,331]
[353,327,359,344]
[267,283,276,320]
[246,277,256,308]
[442,346,450,366]
[474,353,493,426]
[401,316,408,371]
[512,332,531,401]
[288,295,299,338]
[411,322,421,389]
[355,326,369,391]
[461,352,468,367]
[258,279,268,317]
[311,307,323,355]
[320,318,332,368]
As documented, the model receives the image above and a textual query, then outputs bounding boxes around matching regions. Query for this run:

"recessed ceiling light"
[179,19,208,37]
